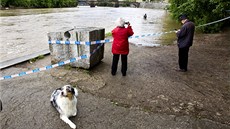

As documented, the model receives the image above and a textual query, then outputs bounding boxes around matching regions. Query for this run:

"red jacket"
[112,26,134,55]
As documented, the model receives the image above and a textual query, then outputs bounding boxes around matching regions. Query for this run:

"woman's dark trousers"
[178,47,190,71]
[111,54,127,76]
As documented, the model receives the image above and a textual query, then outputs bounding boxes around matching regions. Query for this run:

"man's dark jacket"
[176,20,195,48]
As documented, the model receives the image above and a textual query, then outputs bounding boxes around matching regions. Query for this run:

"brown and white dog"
[50,85,78,129]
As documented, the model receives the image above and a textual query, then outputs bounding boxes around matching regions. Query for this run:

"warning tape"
[48,39,112,45]
[48,30,176,45]
[48,17,230,45]
[0,43,104,80]
[1,16,229,80]
[196,16,230,28]
[0,55,87,80]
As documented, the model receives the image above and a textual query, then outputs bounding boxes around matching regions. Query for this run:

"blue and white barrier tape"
[1,16,229,80]
[91,43,104,54]
[48,16,230,45]
[0,55,88,80]
[196,16,230,28]
[48,39,112,45]
[129,30,175,39]
[0,30,177,81]
[48,30,176,45]
[0,43,104,81]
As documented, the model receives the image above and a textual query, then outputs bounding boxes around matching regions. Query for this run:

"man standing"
[176,14,195,72]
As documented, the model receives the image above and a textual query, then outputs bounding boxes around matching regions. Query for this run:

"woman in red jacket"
[111,18,134,76]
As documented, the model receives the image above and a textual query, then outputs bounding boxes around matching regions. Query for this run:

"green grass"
[105,32,112,38]
[29,55,45,63]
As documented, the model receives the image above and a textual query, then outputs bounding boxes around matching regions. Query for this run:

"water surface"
[0,7,179,63]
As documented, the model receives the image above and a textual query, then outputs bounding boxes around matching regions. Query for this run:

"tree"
[0,0,77,8]
[169,0,230,33]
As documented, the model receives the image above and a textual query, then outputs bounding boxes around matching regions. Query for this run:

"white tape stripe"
[11,74,19,78]
[0,55,88,80]
[48,31,175,45]
[49,39,113,45]
[48,16,230,45]
[197,16,230,27]
[1,17,229,81]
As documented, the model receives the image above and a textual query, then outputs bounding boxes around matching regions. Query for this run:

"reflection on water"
[0,6,179,63]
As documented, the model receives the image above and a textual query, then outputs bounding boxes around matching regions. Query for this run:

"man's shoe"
[176,69,187,72]
[122,72,126,76]
[111,71,116,76]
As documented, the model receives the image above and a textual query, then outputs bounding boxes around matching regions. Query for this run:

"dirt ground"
[56,27,230,125]
[0,27,229,129]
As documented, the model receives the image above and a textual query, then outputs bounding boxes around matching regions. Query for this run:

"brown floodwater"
[0,6,180,64]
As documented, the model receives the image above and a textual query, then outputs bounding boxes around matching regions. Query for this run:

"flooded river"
[0,6,179,67]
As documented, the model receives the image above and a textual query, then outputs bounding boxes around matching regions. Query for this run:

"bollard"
[47,27,105,69]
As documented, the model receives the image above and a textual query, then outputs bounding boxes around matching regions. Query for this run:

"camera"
[124,22,130,25]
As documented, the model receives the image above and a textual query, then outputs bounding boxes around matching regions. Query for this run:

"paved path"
[1,28,230,129]
[0,53,229,129]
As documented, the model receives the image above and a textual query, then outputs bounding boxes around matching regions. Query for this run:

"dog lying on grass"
[50,85,78,129]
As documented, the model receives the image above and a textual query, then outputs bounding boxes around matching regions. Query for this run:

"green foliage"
[120,1,130,7]
[29,55,45,63]
[97,1,114,7]
[169,0,230,33]
[1,0,6,7]
[1,0,77,8]
[64,64,72,70]
[97,0,129,7]
[105,32,112,38]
